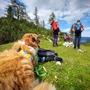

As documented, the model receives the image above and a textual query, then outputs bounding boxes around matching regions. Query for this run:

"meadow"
[0,39,90,90]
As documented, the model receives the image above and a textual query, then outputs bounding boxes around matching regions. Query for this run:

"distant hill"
[81,37,90,43]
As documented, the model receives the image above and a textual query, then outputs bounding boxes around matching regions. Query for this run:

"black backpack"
[37,48,63,63]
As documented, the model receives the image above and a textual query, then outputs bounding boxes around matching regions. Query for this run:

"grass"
[0,43,13,52]
[0,39,90,90]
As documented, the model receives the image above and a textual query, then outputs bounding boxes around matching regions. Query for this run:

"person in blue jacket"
[73,20,84,50]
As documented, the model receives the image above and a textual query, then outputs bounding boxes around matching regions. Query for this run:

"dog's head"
[22,33,40,48]
[31,33,40,46]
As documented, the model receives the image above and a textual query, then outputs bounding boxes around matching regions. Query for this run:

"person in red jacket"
[50,20,60,47]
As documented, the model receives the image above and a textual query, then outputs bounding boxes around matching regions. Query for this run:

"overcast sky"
[0,0,90,37]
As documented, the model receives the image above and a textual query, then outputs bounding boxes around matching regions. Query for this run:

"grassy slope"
[0,39,90,90]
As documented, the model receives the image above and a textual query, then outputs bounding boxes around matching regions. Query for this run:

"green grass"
[0,43,13,52]
[0,39,90,90]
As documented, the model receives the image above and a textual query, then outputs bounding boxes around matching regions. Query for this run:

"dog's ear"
[32,34,40,42]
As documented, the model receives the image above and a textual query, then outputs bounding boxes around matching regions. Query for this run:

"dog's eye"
[32,37,36,42]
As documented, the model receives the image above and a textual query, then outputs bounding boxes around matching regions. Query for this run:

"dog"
[12,33,40,66]
[0,50,56,90]
[0,33,56,90]
[33,82,56,90]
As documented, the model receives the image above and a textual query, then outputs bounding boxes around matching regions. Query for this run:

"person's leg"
[55,35,58,46]
[53,33,55,47]
[77,36,81,49]
[53,34,57,47]
[74,36,77,49]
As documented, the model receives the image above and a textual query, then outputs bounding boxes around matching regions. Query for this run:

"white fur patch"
[18,40,25,45]
[29,46,36,56]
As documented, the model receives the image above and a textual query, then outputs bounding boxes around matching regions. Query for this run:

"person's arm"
[81,25,84,31]
[72,25,76,32]
[50,21,53,30]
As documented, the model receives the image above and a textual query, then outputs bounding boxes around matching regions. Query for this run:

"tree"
[7,5,13,19]
[34,7,39,26]
[49,12,56,23]
[42,20,45,28]
[17,2,27,20]
[7,0,28,20]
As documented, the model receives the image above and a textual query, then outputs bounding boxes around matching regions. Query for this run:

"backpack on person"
[74,22,83,36]
[75,23,82,30]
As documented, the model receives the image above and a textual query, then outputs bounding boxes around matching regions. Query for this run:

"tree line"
[0,0,64,44]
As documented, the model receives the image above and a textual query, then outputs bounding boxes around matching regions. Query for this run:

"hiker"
[50,20,60,47]
[73,20,84,50]
[63,33,73,47]
[64,34,68,42]
[64,33,72,42]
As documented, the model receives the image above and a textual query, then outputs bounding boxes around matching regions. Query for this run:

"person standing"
[50,20,60,47]
[73,20,84,50]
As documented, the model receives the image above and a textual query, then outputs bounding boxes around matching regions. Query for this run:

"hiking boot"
[53,43,55,47]
[56,43,58,46]
[74,47,76,49]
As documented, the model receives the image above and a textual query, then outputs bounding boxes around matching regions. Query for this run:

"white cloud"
[0,0,10,17]
[0,0,90,32]
[62,28,70,32]
[25,0,90,24]
[28,12,34,19]
[1,0,90,24]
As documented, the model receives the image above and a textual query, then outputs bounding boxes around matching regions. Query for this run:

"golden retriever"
[0,33,56,90]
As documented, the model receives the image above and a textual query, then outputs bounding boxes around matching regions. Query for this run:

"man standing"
[50,20,60,47]
[73,20,84,50]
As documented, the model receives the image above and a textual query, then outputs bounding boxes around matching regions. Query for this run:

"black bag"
[37,48,58,57]
[37,48,63,63]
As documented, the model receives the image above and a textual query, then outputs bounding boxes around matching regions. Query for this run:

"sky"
[0,0,90,37]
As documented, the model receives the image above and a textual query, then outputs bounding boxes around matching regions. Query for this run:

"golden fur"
[0,33,56,90]
[0,50,35,90]
[33,82,56,90]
